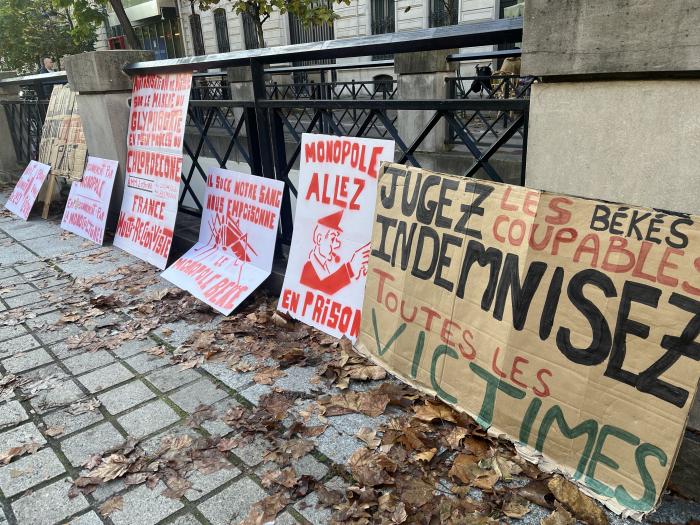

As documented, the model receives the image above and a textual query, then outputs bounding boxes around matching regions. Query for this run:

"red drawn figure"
[193,213,258,283]
[300,209,370,295]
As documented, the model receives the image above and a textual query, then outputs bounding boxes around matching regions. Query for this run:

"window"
[189,14,206,55]
[288,0,335,70]
[214,9,231,53]
[242,12,260,49]
[371,0,395,35]
[429,0,458,28]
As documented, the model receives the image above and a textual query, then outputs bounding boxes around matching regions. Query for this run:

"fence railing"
[1,18,527,247]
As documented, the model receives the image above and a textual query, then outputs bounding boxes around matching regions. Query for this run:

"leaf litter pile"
[1,257,686,524]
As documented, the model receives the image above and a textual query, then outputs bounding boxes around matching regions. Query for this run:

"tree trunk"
[109,0,139,50]
[255,19,266,48]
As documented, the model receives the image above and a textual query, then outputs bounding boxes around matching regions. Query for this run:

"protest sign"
[60,156,118,245]
[278,133,395,340]
[113,72,192,269]
[356,164,700,518]
[38,84,87,181]
[4,161,51,220]
[162,168,284,314]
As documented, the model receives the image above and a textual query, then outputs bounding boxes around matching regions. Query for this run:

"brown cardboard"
[355,163,700,519]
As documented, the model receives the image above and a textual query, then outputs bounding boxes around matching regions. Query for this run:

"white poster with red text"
[162,168,284,314]
[4,161,51,220]
[113,72,192,269]
[60,156,118,244]
[278,133,394,340]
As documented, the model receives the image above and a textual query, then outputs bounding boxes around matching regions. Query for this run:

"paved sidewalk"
[0,197,699,525]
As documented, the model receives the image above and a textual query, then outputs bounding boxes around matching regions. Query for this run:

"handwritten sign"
[4,161,51,220]
[60,156,118,245]
[278,133,395,340]
[162,168,284,314]
[38,84,87,181]
[113,72,192,269]
[356,164,700,518]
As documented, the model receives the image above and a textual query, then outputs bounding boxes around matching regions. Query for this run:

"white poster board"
[113,72,192,269]
[162,168,284,314]
[277,133,394,340]
[60,156,118,244]
[4,161,51,220]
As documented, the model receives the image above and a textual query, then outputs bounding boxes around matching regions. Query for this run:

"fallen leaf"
[45,425,65,437]
[414,448,437,462]
[216,438,239,452]
[444,426,469,449]
[355,427,380,449]
[91,454,130,482]
[0,442,41,465]
[319,390,390,418]
[98,495,123,516]
[519,479,555,509]
[253,367,286,385]
[502,494,531,518]
[67,398,101,415]
[396,477,434,509]
[240,493,289,525]
[449,453,478,484]
[541,503,576,525]
[413,401,457,423]
[547,475,607,525]
[348,448,397,486]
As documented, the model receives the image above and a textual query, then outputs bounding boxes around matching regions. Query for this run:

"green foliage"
[0,0,101,73]
[193,0,350,47]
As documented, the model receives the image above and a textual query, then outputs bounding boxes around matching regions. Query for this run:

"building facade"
[98,0,521,75]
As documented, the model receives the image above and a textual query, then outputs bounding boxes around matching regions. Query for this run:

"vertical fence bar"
[270,108,294,244]
[250,59,276,179]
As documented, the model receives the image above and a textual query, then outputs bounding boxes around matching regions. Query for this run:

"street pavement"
[0,193,698,525]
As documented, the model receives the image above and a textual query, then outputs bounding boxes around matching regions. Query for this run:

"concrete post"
[63,50,154,230]
[521,0,700,500]
[394,50,457,153]
[0,72,22,182]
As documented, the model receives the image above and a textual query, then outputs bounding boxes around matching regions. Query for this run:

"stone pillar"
[521,0,700,500]
[0,72,22,182]
[394,50,457,153]
[63,50,154,229]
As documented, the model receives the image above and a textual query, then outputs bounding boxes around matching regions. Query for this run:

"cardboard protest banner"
[38,84,87,181]
[60,156,119,245]
[38,84,88,219]
[4,161,51,220]
[356,163,700,518]
[113,72,193,269]
[162,168,284,314]
[278,133,395,340]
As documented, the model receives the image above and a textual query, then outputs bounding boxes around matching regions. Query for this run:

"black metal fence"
[1,19,527,247]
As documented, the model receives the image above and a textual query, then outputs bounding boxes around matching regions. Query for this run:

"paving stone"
[294,476,347,524]
[0,267,17,280]
[0,333,40,358]
[68,511,103,525]
[13,261,50,274]
[0,324,28,343]
[34,322,84,345]
[233,435,275,467]
[202,361,254,390]
[198,476,268,525]
[117,400,180,438]
[0,243,38,267]
[90,478,125,503]
[11,477,89,525]
[4,290,44,309]
[0,282,34,298]
[328,411,389,438]
[185,465,240,501]
[168,514,203,525]
[141,427,201,456]
[22,234,95,258]
[42,405,104,437]
[145,366,200,393]
[0,400,28,430]
[313,425,362,464]
[201,399,242,437]
[170,379,228,413]
[125,351,170,373]
[97,380,156,415]
[63,350,115,375]
[112,338,154,359]
[30,378,85,413]
[2,347,53,373]
[78,362,134,393]
[240,382,272,405]
[61,422,125,466]
[110,481,183,525]
[0,447,66,497]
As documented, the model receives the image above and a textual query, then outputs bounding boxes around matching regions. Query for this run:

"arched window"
[189,14,206,55]
[214,9,231,53]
